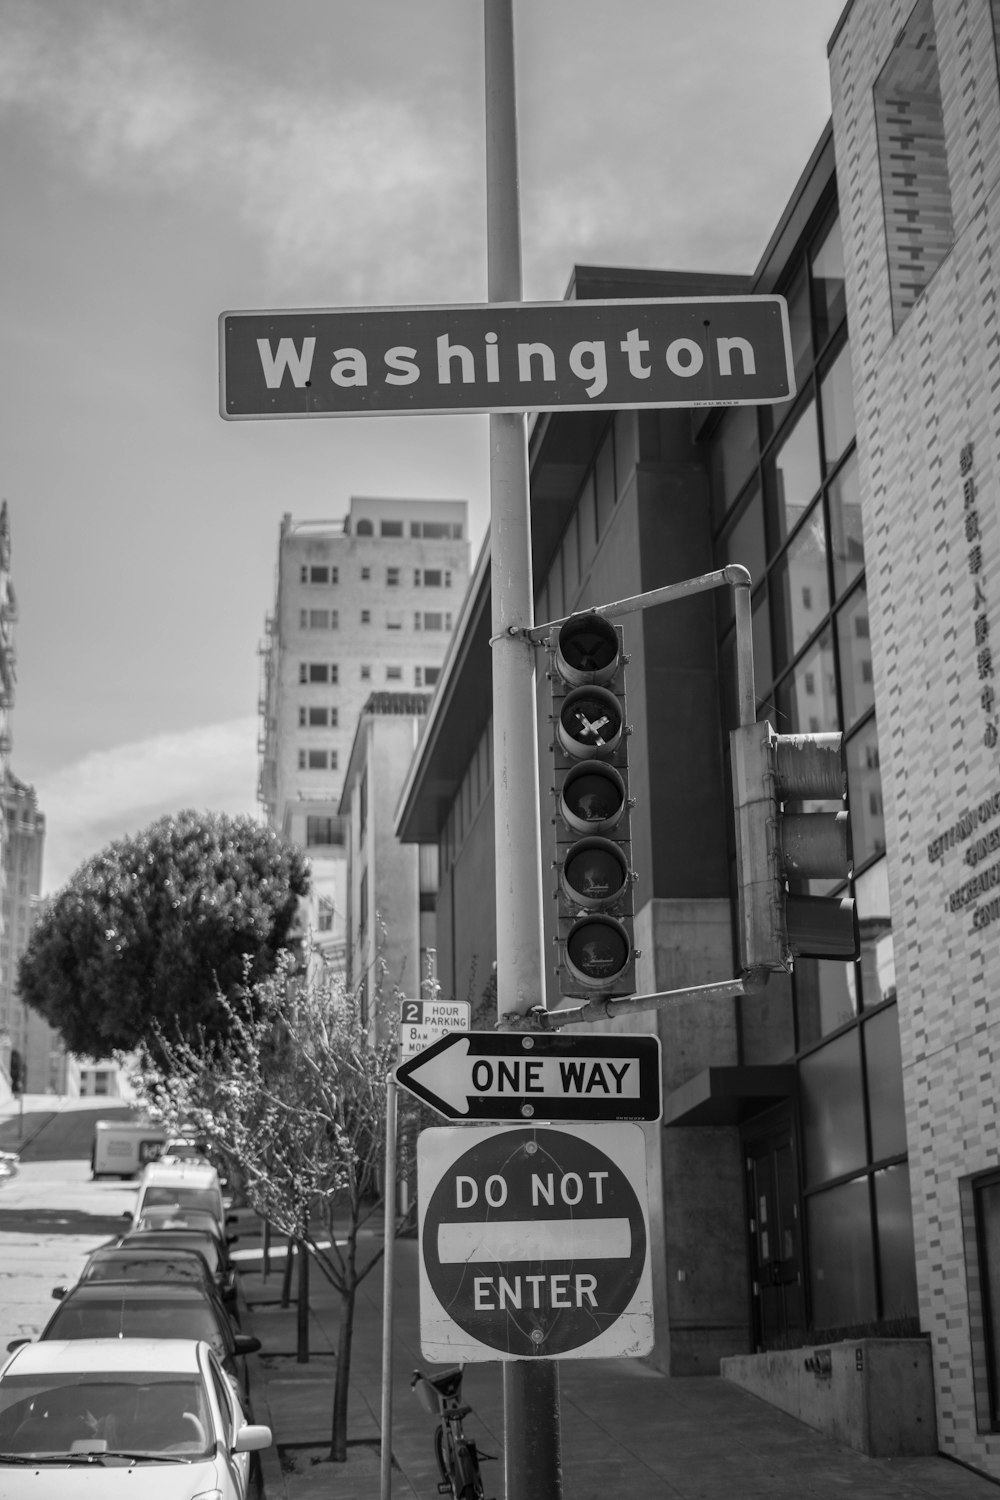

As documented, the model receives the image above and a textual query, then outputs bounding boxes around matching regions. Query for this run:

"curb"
[237,1229,287,1500]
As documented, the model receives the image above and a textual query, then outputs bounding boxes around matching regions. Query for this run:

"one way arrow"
[395,1031,661,1122]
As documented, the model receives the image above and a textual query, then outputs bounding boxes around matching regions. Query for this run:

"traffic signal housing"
[730,720,860,973]
[547,613,636,999]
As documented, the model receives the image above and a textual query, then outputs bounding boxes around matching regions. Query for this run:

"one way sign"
[395,1032,661,1122]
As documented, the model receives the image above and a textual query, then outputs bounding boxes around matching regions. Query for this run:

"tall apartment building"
[258,498,469,963]
[0,505,61,1099]
[1,776,60,1094]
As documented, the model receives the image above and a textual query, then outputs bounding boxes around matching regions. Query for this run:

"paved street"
[4,1099,1000,1500]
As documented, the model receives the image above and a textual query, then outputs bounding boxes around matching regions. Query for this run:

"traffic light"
[547,612,636,998]
[730,720,860,973]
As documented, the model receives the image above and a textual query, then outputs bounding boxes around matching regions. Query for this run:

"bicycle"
[411,1365,496,1500]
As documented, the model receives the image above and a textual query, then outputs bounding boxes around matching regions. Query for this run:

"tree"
[17,810,309,1059]
[132,959,408,1464]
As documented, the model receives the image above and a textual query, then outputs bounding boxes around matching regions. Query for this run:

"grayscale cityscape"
[3,2,1000,1497]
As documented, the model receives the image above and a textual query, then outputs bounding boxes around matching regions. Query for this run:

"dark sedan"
[117,1226,238,1312]
[51,1244,217,1301]
[9,1282,259,1402]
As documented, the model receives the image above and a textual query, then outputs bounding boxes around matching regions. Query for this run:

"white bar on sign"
[437,1217,631,1263]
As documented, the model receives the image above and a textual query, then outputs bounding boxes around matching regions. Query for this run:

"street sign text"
[221,296,794,419]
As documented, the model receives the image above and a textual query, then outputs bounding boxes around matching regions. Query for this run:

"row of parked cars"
[0,1136,270,1498]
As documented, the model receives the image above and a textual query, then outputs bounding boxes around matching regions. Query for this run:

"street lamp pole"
[484,5,563,1499]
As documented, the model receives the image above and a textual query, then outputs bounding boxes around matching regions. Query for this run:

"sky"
[0,0,846,893]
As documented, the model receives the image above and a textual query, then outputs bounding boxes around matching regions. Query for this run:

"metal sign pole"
[380,1074,398,1500]
[484,5,562,1499]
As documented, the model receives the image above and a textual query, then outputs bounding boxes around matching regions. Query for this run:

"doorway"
[742,1108,803,1350]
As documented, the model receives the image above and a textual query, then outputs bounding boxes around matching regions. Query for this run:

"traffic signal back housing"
[731,720,860,973]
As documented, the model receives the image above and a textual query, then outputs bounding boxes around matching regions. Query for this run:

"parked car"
[51,1244,217,1300]
[116,1227,239,1312]
[0,1337,270,1496]
[8,1281,259,1401]
[127,1163,228,1235]
[134,1205,238,1243]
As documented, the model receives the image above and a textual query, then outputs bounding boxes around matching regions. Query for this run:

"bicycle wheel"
[434,1422,456,1496]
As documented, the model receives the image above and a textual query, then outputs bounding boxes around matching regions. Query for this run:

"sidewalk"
[234,1213,1000,1500]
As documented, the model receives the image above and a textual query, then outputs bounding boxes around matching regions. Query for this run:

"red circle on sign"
[421,1127,646,1357]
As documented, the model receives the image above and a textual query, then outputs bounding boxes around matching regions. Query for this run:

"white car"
[128,1163,229,1237]
[0,1338,270,1498]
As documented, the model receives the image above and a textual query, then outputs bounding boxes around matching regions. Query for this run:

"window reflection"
[807,1178,877,1328]
[829,451,864,598]
[847,719,885,867]
[800,1029,867,1186]
[766,401,822,548]
[711,406,759,522]
[784,261,814,390]
[771,504,830,669]
[864,1002,906,1158]
[796,956,858,1049]
[837,580,875,728]
[811,215,847,347]
[856,859,895,1009]
[718,483,765,629]
[820,342,857,472]
[775,627,837,736]
[874,1165,919,1319]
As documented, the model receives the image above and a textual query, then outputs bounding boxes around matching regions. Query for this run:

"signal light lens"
[561,837,631,910]
[564,913,633,988]
[558,686,624,759]
[559,762,628,836]
[555,614,620,686]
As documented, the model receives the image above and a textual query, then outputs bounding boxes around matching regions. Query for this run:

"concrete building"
[338,690,437,1026]
[395,0,1000,1476]
[258,499,469,963]
[0,775,63,1095]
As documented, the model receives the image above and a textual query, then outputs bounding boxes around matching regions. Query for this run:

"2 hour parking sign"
[417,1122,653,1362]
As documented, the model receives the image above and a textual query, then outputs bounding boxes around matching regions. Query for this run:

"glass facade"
[710,207,916,1336]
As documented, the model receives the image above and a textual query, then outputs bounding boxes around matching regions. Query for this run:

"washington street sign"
[220,296,793,419]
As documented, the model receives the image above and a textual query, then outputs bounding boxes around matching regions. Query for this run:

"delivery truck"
[91,1118,167,1179]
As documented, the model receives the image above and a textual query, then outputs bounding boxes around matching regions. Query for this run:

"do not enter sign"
[417,1122,653,1362]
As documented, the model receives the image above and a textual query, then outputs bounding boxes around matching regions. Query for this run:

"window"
[306,815,345,847]
[416,568,447,587]
[386,610,403,630]
[356,520,374,536]
[361,609,371,625]
[299,662,338,684]
[968,1170,1000,1428]
[299,609,338,629]
[411,520,461,539]
[416,611,451,631]
[386,567,400,587]
[381,519,403,536]
[298,706,337,727]
[811,215,846,349]
[765,400,822,547]
[874,0,954,331]
[387,666,403,681]
[298,749,338,771]
[361,665,371,680]
[299,564,337,584]
[361,566,371,580]
[819,342,856,473]
[415,666,441,688]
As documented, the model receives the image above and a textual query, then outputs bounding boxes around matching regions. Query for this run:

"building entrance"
[743,1108,803,1350]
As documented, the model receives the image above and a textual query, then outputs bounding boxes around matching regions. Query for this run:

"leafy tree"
[132,959,410,1464]
[17,810,309,1058]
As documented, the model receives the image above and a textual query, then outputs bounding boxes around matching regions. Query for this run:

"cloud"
[0,2,482,301]
[33,718,261,894]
